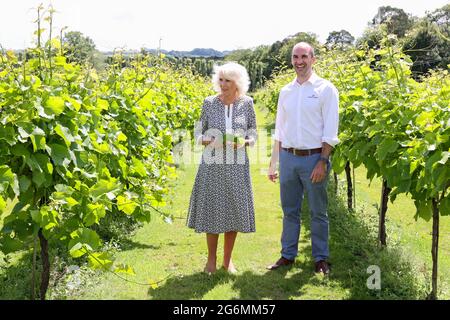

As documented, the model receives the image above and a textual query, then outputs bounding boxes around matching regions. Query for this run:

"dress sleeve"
[246,97,257,146]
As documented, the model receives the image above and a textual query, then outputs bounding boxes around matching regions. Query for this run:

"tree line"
[53,5,449,91]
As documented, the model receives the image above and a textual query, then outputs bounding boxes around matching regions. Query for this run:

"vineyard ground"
[0,106,448,300]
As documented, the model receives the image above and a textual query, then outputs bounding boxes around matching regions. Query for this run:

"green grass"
[1,105,448,300]
[348,166,450,298]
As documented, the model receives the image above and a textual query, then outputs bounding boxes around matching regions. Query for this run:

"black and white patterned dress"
[187,95,257,234]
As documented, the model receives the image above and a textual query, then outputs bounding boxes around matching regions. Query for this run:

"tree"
[276,32,319,67]
[63,31,96,65]
[428,3,450,30]
[326,30,355,49]
[402,4,450,76]
[402,22,443,76]
[370,6,414,38]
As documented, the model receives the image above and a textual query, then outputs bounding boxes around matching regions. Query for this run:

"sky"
[1,0,448,52]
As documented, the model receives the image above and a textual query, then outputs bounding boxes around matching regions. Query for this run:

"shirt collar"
[292,72,320,87]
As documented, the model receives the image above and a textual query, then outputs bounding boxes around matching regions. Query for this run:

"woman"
[187,62,257,274]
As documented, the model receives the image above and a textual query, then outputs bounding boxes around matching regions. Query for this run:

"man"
[266,42,339,275]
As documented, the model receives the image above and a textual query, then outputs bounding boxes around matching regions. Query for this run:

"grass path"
[71,105,448,300]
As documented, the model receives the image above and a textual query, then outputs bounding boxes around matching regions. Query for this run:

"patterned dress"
[187,95,257,233]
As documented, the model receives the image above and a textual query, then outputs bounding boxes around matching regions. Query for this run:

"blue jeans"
[279,149,330,262]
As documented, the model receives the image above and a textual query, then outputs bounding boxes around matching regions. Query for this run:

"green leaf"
[0,124,17,146]
[438,152,449,165]
[68,242,85,258]
[0,165,18,195]
[410,160,420,175]
[30,207,58,230]
[114,263,136,275]
[32,171,47,187]
[19,176,31,192]
[96,98,109,111]
[83,203,106,226]
[131,157,147,177]
[88,252,113,270]
[17,123,45,142]
[0,166,14,185]
[54,123,75,147]
[162,133,172,147]
[331,153,346,174]
[65,197,79,208]
[433,166,448,191]
[117,195,137,215]
[425,151,444,176]
[117,132,127,142]
[414,199,433,222]
[44,96,65,116]
[30,134,46,152]
[54,56,66,66]
[28,154,53,187]
[11,144,30,158]
[68,228,101,258]
[0,195,6,215]
[89,178,122,201]
[376,138,398,162]
[46,143,71,168]
[0,236,24,255]
[67,97,81,111]
[439,196,450,216]
[92,141,111,154]
[118,157,128,178]
[148,279,159,289]
[34,153,53,174]
[416,111,434,127]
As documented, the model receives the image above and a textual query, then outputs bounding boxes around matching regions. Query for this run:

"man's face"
[291,45,316,78]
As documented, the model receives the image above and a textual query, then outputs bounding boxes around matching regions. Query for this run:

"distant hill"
[145,48,229,58]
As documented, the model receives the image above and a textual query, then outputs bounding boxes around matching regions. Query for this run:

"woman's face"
[219,73,238,95]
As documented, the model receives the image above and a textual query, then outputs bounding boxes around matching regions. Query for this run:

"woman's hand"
[204,137,224,149]
[201,137,213,146]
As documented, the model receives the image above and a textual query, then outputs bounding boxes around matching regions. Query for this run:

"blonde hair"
[211,62,250,96]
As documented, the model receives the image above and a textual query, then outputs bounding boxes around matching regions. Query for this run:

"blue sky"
[1,0,448,51]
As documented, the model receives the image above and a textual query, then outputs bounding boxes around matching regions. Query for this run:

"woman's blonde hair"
[211,62,250,96]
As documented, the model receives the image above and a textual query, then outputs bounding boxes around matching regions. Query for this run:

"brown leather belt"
[282,147,322,156]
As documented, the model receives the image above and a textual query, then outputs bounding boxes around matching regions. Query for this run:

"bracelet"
[319,156,329,163]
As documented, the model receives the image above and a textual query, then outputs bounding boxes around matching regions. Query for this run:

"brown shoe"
[314,260,330,275]
[266,257,294,270]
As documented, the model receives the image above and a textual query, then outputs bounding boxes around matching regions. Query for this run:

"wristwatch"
[319,156,329,163]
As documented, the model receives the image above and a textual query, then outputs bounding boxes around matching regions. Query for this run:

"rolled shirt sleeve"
[321,85,340,147]
[273,93,285,142]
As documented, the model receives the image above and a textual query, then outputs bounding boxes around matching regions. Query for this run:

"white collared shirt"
[274,73,339,149]
[225,103,233,134]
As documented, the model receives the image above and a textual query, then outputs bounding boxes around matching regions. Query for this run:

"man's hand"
[268,163,278,182]
[310,160,327,183]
